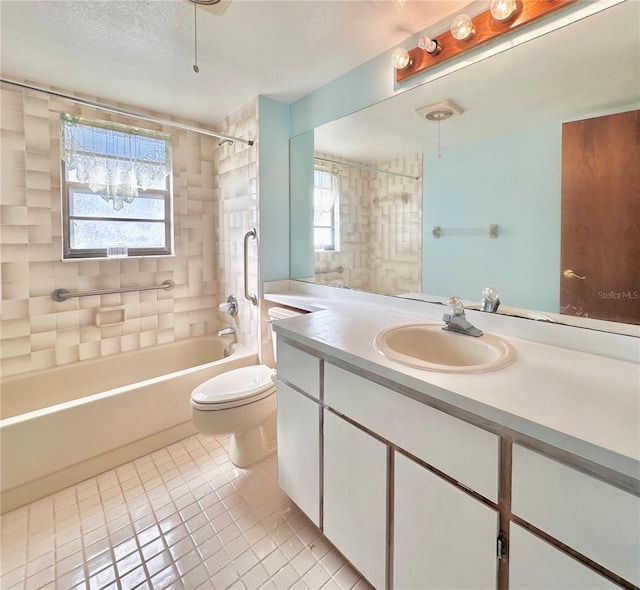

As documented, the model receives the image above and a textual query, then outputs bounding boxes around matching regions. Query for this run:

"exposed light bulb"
[418,36,440,55]
[391,47,411,70]
[490,0,517,22]
[450,14,475,41]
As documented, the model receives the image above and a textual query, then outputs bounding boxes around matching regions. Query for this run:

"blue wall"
[423,125,561,312]
[258,96,291,286]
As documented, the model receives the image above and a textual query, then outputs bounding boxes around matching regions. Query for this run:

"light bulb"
[418,36,440,55]
[391,47,411,70]
[490,0,517,22]
[450,14,475,41]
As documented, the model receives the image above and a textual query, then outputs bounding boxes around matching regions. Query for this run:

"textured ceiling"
[0,0,471,126]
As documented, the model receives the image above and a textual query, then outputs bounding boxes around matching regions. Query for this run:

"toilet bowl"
[190,306,303,467]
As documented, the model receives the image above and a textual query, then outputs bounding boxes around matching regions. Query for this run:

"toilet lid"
[191,364,276,409]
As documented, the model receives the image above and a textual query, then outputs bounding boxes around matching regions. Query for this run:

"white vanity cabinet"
[509,523,620,590]
[512,444,640,587]
[323,410,388,589]
[394,451,499,589]
[276,342,321,526]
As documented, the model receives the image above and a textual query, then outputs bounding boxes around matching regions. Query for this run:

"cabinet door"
[324,410,388,590]
[509,523,619,589]
[394,452,498,590]
[277,382,320,526]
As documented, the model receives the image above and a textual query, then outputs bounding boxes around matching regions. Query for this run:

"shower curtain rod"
[0,77,254,146]
[314,156,420,181]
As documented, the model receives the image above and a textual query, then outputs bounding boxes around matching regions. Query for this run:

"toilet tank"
[268,306,305,361]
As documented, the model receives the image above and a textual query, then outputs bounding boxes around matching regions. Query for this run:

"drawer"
[512,444,640,586]
[277,340,320,399]
[324,363,499,502]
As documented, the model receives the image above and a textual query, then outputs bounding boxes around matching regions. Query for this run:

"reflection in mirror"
[290,1,640,333]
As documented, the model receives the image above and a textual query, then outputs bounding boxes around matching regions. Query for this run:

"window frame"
[60,117,173,260]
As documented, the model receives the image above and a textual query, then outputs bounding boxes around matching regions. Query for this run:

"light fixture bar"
[314,156,420,181]
[0,77,254,146]
[396,0,577,82]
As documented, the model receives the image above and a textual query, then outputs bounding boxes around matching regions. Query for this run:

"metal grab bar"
[243,228,258,306]
[316,266,344,274]
[51,280,175,302]
[432,224,498,239]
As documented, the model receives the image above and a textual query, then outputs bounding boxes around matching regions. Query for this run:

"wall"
[422,124,561,312]
[0,84,260,377]
[216,98,260,353]
[312,153,422,295]
[369,153,422,295]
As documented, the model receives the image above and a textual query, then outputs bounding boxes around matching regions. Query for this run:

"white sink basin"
[373,324,516,373]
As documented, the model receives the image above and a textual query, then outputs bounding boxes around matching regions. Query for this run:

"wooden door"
[561,110,640,324]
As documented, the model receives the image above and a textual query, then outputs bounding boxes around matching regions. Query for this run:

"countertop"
[267,288,640,482]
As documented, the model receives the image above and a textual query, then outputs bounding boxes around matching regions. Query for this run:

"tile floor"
[0,434,370,590]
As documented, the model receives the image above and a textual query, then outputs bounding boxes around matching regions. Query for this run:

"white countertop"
[267,287,640,482]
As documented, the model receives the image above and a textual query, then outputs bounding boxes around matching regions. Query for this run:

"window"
[60,114,173,259]
[313,167,339,251]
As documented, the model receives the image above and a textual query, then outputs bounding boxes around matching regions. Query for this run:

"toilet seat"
[190,365,276,411]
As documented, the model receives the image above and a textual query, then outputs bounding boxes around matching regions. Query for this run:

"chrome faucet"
[442,296,483,337]
[480,286,500,313]
[217,326,236,337]
[217,326,237,357]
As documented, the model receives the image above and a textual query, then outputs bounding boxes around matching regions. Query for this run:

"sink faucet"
[442,297,483,337]
[480,286,500,313]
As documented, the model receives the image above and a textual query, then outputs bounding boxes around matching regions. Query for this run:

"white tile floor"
[0,434,370,590]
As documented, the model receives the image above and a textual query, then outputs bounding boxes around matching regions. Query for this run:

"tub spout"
[217,326,236,337]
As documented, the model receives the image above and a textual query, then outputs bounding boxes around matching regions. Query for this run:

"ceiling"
[314,0,640,163]
[0,0,472,127]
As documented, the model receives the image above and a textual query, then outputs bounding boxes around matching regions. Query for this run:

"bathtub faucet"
[218,326,237,357]
[218,326,236,337]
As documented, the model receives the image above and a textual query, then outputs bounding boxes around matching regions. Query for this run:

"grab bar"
[243,227,258,306]
[432,224,498,239]
[317,266,344,274]
[52,280,175,302]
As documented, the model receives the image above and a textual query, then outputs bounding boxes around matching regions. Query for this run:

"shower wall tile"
[0,84,234,377]
[313,152,422,297]
[216,98,260,355]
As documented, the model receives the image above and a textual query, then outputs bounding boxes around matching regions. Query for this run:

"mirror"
[290,1,640,332]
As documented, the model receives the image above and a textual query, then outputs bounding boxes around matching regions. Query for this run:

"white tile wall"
[313,153,422,296]
[0,85,260,377]
[216,99,260,355]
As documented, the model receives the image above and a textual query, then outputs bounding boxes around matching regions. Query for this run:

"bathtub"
[0,336,258,513]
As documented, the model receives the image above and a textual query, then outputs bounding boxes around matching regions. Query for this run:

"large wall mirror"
[290,1,639,334]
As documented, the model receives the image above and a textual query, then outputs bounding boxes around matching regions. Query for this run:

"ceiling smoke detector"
[187,0,232,16]
[415,99,464,122]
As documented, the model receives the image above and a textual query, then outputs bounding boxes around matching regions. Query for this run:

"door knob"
[563,269,586,280]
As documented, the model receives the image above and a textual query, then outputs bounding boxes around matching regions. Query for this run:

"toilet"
[190,306,303,468]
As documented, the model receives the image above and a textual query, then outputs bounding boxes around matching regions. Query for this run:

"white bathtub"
[0,336,258,513]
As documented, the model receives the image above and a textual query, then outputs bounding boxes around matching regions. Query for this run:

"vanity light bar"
[395,0,577,83]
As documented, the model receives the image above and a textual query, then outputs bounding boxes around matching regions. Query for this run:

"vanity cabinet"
[323,410,388,589]
[276,342,321,526]
[276,339,637,590]
[511,444,640,587]
[509,523,620,589]
[394,452,499,589]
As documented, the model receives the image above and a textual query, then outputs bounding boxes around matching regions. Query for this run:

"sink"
[373,324,516,373]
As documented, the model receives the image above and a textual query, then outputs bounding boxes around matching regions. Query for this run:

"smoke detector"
[187,0,232,16]
[415,99,464,122]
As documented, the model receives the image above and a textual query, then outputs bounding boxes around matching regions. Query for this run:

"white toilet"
[190,306,303,468]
